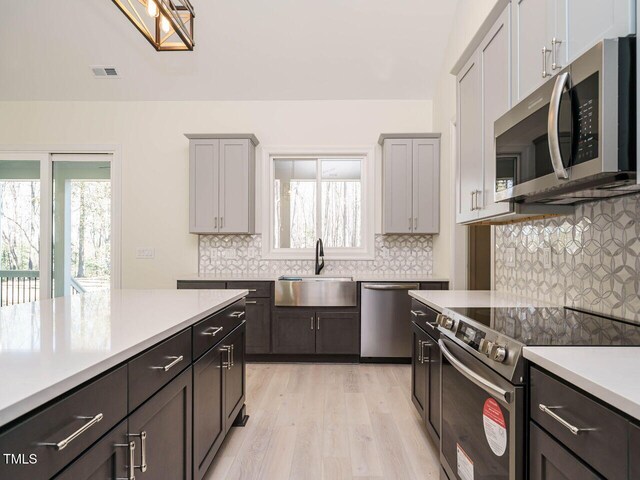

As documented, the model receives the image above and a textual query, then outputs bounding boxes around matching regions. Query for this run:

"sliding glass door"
[0,151,117,305]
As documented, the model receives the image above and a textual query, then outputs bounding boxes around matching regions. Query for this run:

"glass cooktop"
[448,307,640,346]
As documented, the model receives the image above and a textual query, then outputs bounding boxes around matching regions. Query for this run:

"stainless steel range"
[435,306,640,480]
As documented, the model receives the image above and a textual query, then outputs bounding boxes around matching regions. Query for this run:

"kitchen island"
[0,288,248,480]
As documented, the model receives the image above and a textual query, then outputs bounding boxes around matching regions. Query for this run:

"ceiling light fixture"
[111,0,195,51]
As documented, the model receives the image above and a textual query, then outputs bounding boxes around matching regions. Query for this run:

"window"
[265,148,374,260]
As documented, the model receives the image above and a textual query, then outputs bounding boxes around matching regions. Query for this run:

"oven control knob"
[491,345,508,363]
[437,315,454,330]
[479,338,493,356]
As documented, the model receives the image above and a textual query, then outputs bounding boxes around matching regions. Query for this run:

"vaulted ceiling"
[0,0,459,101]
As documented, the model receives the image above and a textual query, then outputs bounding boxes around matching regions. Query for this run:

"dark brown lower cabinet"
[54,420,129,479]
[529,422,602,480]
[245,298,271,354]
[272,309,316,353]
[224,325,246,427]
[411,322,429,419]
[128,367,193,480]
[315,312,359,354]
[193,344,225,480]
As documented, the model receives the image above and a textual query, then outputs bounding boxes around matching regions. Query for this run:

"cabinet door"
[558,0,635,67]
[456,54,482,223]
[128,368,193,480]
[512,0,552,103]
[529,422,602,479]
[479,5,512,220]
[412,138,439,234]
[189,140,219,233]
[427,340,441,439]
[224,325,246,430]
[55,421,129,480]
[630,422,640,480]
[383,139,413,233]
[272,309,316,354]
[193,345,225,480]
[245,298,271,354]
[315,311,359,354]
[218,139,252,234]
[411,323,429,420]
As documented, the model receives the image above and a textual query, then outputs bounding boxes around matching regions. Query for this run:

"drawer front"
[410,298,439,339]
[226,281,271,298]
[177,281,226,290]
[129,329,192,411]
[193,299,246,359]
[0,366,127,480]
[530,367,627,480]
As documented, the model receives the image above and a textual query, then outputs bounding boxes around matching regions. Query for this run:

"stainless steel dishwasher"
[360,282,419,361]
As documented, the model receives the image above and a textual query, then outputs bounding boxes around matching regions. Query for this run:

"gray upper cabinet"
[479,5,512,219]
[186,134,258,234]
[456,55,483,224]
[512,0,635,104]
[381,134,440,234]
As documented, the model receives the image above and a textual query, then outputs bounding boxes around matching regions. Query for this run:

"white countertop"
[408,289,558,312]
[524,347,640,421]
[0,289,247,427]
[178,273,449,283]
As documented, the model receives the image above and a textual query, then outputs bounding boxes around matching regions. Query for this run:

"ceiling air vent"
[91,66,120,79]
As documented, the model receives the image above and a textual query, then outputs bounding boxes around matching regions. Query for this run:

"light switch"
[136,247,155,259]
[542,247,552,269]
[505,247,516,268]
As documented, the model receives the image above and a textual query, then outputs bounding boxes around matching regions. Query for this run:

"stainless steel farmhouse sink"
[275,276,357,307]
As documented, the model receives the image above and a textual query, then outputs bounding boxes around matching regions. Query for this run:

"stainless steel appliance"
[274,276,357,307]
[360,283,419,360]
[495,37,636,205]
[435,306,640,480]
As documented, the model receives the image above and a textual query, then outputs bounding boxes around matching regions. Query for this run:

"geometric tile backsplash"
[199,234,433,277]
[495,193,640,324]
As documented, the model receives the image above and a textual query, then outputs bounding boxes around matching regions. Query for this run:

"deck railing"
[0,270,39,306]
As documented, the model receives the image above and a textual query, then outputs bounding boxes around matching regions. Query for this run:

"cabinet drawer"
[177,281,226,290]
[226,281,271,298]
[129,329,192,411]
[0,366,127,480]
[410,298,439,339]
[193,299,246,359]
[530,367,627,480]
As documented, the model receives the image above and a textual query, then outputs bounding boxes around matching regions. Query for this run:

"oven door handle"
[548,71,571,180]
[439,339,511,404]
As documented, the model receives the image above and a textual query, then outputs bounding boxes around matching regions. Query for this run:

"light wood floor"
[203,363,441,480]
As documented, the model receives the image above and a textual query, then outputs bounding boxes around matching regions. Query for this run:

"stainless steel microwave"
[494,37,636,205]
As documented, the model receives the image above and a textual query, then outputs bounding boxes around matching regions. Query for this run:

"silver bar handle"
[220,216,224,228]
[246,300,257,304]
[230,311,245,318]
[439,339,511,403]
[551,38,562,70]
[548,71,570,180]
[310,316,314,330]
[248,289,257,292]
[475,190,482,210]
[128,431,147,473]
[317,316,320,330]
[42,413,103,450]
[115,440,136,480]
[153,355,183,372]
[202,326,223,336]
[419,341,426,364]
[411,310,426,317]
[417,339,422,363]
[470,191,475,211]
[538,404,594,435]
[363,284,420,290]
[542,46,551,78]
[214,217,218,229]
[409,217,412,231]
[414,217,417,230]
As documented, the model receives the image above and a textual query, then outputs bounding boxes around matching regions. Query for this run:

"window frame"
[261,146,375,260]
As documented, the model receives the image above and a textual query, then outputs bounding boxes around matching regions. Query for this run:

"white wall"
[0,100,432,287]
[431,0,500,289]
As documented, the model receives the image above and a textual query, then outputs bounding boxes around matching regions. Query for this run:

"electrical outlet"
[505,247,516,268]
[222,249,237,260]
[542,247,552,269]
[136,247,155,259]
